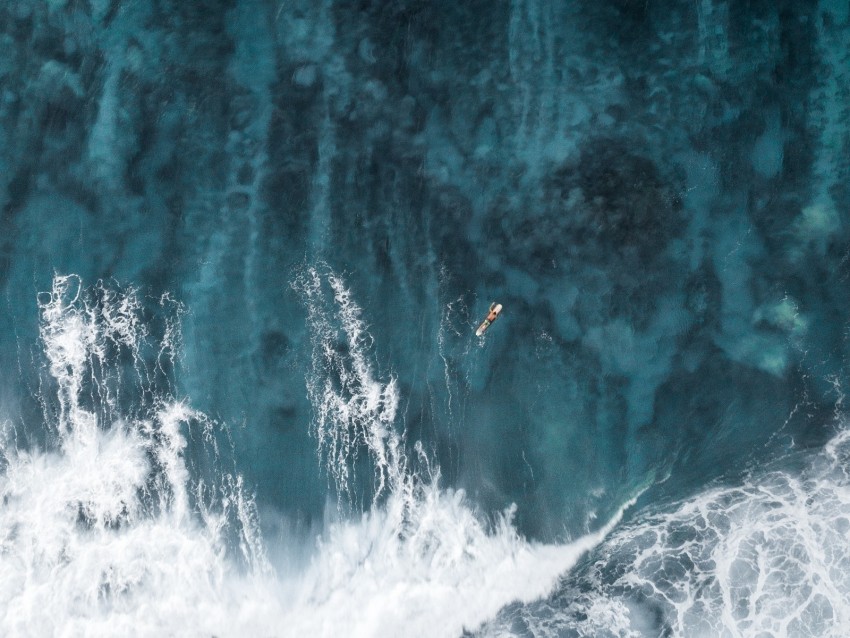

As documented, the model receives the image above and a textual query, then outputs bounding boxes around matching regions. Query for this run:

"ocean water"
[0,1,848,636]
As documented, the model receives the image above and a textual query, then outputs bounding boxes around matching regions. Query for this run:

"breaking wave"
[0,273,634,637]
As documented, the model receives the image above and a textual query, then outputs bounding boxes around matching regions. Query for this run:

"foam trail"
[479,426,850,637]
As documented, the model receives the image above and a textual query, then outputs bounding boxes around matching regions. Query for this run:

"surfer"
[475,302,503,336]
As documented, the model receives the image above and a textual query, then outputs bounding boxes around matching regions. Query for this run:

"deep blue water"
[1,1,849,636]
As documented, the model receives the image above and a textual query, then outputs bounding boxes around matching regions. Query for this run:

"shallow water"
[0,0,849,636]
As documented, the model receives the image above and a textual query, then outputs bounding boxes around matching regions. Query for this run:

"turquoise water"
[1,1,849,635]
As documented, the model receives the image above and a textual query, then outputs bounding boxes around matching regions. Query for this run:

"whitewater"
[0,272,635,637]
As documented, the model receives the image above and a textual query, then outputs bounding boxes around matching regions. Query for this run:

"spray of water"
[294,266,413,512]
[0,275,273,635]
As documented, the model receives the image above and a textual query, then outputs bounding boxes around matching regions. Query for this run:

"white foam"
[286,488,637,638]
[1,276,273,636]
[1,273,631,636]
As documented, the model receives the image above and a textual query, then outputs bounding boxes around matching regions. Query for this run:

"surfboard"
[475,302,503,336]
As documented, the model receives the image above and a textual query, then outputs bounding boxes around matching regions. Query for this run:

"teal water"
[0,1,849,635]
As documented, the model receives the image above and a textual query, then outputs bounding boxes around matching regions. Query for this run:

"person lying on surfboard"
[475,302,502,336]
